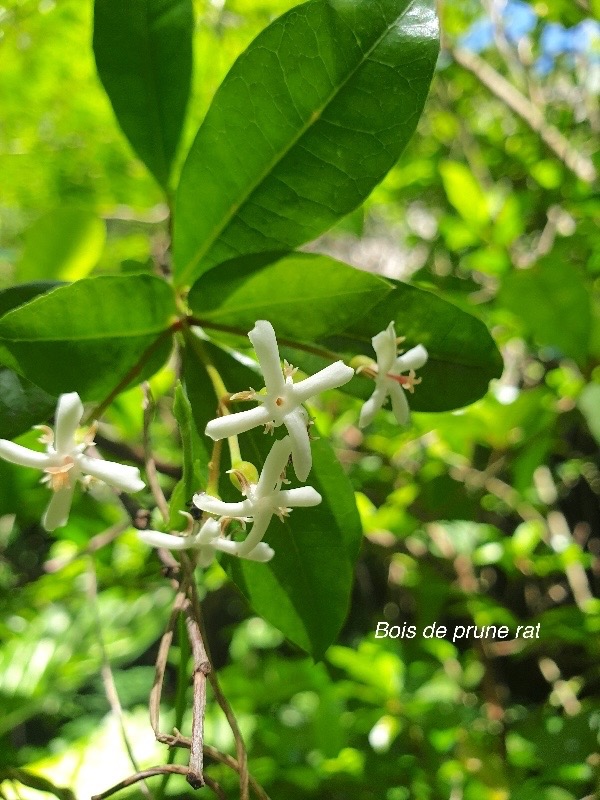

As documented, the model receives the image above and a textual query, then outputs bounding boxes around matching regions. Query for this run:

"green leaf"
[0,283,60,439]
[0,275,177,400]
[93,0,194,190]
[174,0,439,284]
[578,383,600,445]
[440,161,490,230]
[0,369,57,440]
[168,381,210,529]
[500,259,591,365]
[183,337,362,658]
[0,281,63,369]
[188,252,392,341]
[16,209,106,282]
[279,280,502,412]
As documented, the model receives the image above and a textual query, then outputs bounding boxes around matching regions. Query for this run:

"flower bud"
[229,461,259,490]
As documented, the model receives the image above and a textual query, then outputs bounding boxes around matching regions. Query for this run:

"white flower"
[205,320,354,481]
[0,392,145,531]
[193,436,321,557]
[138,517,274,567]
[358,322,428,428]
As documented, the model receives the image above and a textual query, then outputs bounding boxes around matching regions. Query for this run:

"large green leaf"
[93,0,194,190]
[16,209,106,282]
[183,337,362,658]
[0,275,177,401]
[174,0,439,285]
[188,252,392,341]
[500,258,591,365]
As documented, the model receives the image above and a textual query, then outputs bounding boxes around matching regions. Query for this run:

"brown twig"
[185,572,250,800]
[452,47,597,184]
[184,602,212,789]
[150,582,190,738]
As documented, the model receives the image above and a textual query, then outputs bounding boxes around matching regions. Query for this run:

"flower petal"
[292,361,354,404]
[205,406,272,441]
[283,410,312,482]
[372,322,397,373]
[388,382,410,425]
[395,344,428,372]
[278,487,322,507]
[197,546,216,568]
[212,538,274,562]
[193,493,250,518]
[138,529,197,550]
[195,518,221,545]
[42,483,75,531]
[0,440,51,469]
[54,392,84,453]
[78,455,145,492]
[257,436,293,494]
[358,384,388,428]
[235,510,272,556]
[248,320,285,395]
[242,542,275,562]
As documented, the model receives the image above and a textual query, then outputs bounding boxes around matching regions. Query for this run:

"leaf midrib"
[199,284,392,319]
[182,0,415,280]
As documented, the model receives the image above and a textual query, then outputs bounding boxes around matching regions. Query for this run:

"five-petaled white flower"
[358,321,428,428]
[205,320,354,481]
[193,436,321,557]
[138,517,274,567]
[0,392,145,531]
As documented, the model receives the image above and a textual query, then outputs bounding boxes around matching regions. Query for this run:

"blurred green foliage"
[1,0,599,799]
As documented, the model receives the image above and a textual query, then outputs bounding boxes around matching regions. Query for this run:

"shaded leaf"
[500,259,591,365]
[174,0,439,284]
[93,0,194,189]
[0,275,177,400]
[0,369,56,440]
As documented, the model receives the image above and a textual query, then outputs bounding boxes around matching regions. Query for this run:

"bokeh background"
[1,0,599,798]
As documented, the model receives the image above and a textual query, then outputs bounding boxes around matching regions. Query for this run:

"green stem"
[183,328,243,470]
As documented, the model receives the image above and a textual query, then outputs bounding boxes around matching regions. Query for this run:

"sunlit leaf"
[174,0,439,284]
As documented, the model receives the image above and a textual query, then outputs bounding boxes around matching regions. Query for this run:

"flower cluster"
[0,392,145,531]
[0,320,426,563]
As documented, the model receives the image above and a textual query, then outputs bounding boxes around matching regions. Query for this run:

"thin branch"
[86,560,154,800]
[142,383,170,524]
[184,602,212,789]
[186,572,250,800]
[452,47,597,184]
[91,766,190,800]
[95,433,182,479]
[150,583,190,738]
